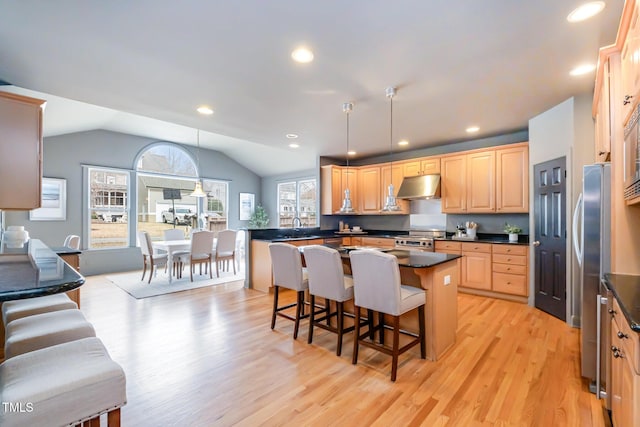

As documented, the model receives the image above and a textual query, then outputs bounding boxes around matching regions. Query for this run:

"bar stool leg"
[391,315,400,382]
[336,301,344,356]
[271,286,280,330]
[378,312,385,345]
[308,294,316,344]
[352,306,361,365]
[293,290,304,339]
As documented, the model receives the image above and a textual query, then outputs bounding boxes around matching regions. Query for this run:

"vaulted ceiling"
[0,1,624,176]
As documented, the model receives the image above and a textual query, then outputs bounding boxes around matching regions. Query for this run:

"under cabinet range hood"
[396,174,441,200]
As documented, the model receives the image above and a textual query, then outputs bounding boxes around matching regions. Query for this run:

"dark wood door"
[533,157,567,320]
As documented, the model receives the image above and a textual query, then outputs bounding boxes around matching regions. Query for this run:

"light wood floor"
[81,275,610,426]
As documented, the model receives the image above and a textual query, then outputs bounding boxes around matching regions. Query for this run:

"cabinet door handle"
[617,331,629,339]
[624,94,634,105]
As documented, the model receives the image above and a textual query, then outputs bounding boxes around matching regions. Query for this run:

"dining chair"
[176,230,215,282]
[349,249,426,381]
[303,245,357,356]
[215,229,237,276]
[268,242,309,339]
[63,235,80,250]
[137,231,168,284]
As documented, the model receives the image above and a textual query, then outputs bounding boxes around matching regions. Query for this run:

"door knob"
[532,241,541,247]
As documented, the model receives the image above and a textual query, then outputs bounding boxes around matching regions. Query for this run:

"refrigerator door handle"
[573,192,583,266]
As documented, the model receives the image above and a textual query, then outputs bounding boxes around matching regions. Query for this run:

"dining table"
[153,238,218,283]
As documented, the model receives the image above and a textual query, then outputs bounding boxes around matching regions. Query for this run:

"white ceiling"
[0,1,624,177]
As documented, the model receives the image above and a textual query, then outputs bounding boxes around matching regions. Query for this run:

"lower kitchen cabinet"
[492,244,528,297]
[461,242,492,290]
[610,298,640,427]
[360,237,395,248]
[434,240,462,255]
[60,253,81,307]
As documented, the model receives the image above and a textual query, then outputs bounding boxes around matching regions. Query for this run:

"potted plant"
[504,223,522,242]
[249,204,270,229]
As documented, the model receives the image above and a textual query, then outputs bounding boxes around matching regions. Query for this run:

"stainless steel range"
[394,230,445,252]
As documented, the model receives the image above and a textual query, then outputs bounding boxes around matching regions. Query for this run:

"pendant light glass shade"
[381,86,401,212]
[339,102,355,213]
[190,129,207,198]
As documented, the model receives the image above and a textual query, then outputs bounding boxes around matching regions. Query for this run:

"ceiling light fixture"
[466,126,480,133]
[381,86,401,212]
[570,64,596,76]
[190,129,207,198]
[291,47,314,63]
[289,143,299,148]
[567,1,606,23]
[338,102,355,214]
[286,133,299,139]
[347,150,356,156]
[398,140,409,146]
[197,105,214,115]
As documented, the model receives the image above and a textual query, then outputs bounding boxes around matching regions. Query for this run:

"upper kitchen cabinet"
[496,143,529,212]
[320,165,360,214]
[0,92,46,209]
[467,151,496,212]
[441,154,467,212]
[359,165,381,213]
[441,143,528,214]
[620,0,640,126]
[594,55,613,162]
[401,156,440,177]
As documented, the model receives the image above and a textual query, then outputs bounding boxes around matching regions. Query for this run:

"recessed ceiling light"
[570,64,596,76]
[286,133,298,139]
[567,2,606,23]
[196,105,214,115]
[466,126,480,133]
[398,140,409,146]
[291,47,314,63]
[347,150,356,156]
[289,143,300,148]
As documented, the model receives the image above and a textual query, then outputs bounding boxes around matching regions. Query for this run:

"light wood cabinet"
[320,165,360,214]
[492,244,528,297]
[620,0,640,126]
[441,155,467,213]
[0,91,46,209]
[420,157,441,175]
[595,57,612,162]
[496,144,529,212]
[461,242,492,290]
[441,143,528,214]
[359,165,381,213]
[434,240,462,255]
[466,151,495,212]
[610,297,640,427]
[360,236,395,248]
[401,160,421,177]
[60,253,81,307]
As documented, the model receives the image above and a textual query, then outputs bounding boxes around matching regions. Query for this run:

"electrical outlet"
[444,275,451,285]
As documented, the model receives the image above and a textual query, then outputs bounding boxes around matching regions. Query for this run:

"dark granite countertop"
[49,246,82,256]
[603,273,640,332]
[0,239,85,302]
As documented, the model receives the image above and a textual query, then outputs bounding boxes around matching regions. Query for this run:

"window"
[278,178,317,227]
[88,168,130,249]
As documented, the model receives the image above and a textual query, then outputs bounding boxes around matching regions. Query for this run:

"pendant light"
[381,86,401,212]
[338,102,355,213]
[190,129,207,198]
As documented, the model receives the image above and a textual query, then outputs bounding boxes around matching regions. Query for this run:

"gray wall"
[5,129,261,275]
[260,167,319,229]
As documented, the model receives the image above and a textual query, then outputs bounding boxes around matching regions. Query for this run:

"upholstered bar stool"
[0,337,127,427]
[268,242,309,339]
[349,249,426,381]
[2,293,78,325]
[4,308,96,359]
[303,245,357,356]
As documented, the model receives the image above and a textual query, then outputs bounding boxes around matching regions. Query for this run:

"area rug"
[106,268,245,299]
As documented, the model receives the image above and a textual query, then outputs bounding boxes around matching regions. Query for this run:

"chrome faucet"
[292,213,302,228]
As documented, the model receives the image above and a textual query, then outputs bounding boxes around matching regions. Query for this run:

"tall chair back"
[303,245,351,301]
[137,231,153,257]
[349,250,402,315]
[216,229,236,256]
[269,243,306,291]
[190,231,214,257]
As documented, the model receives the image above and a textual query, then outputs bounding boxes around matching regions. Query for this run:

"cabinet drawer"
[360,237,394,248]
[492,244,527,255]
[492,263,526,275]
[461,242,491,253]
[492,254,526,266]
[613,298,640,374]
[435,241,462,253]
[492,272,527,296]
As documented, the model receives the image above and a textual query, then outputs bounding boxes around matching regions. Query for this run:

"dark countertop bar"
[0,239,85,302]
[604,273,640,332]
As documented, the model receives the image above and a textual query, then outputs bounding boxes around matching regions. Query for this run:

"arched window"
[136,144,198,177]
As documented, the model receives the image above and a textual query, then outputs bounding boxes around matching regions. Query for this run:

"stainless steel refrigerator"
[572,163,611,403]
